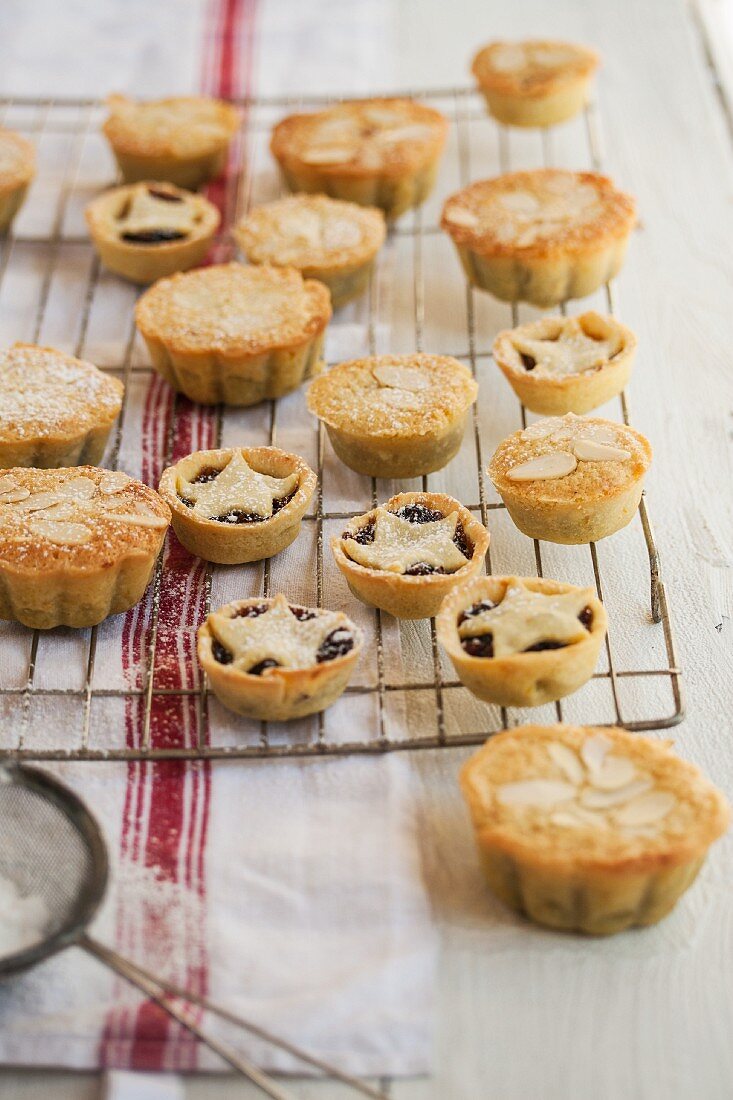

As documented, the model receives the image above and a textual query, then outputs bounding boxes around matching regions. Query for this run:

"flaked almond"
[31,519,92,545]
[580,732,612,774]
[301,145,355,165]
[107,508,168,529]
[99,471,131,494]
[372,364,430,391]
[445,207,479,229]
[507,451,577,481]
[377,124,433,144]
[613,790,676,828]
[590,754,637,791]
[580,777,652,810]
[0,487,31,504]
[14,491,64,513]
[547,741,584,785]
[497,778,575,808]
[573,438,630,462]
[58,476,97,499]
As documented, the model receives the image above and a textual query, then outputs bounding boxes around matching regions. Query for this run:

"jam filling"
[459,604,593,658]
[342,502,472,573]
[121,228,188,244]
[316,627,354,663]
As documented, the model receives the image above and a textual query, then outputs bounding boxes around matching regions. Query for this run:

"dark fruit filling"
[289,605,317,621]
[453,522,471,559]
[271,489,296,515]
[248,658,280,676]
[405,563,446,576]
[212,640,233,664]
[211,510,265,524]
[192,467,221,484]
[121,228,188,244]
[147,186,184,203]
[524,640,566,652]
[458,598,495,625]
[578,606,593,630]
[343,520,375,544]
[393,503,443,524]
[178,471,295,523]
[458,604,594,658]
[462,635,494,658]
[520,353,536,371]
[316,627,354,663]
[343,502,472,571]
[232,603,267,619]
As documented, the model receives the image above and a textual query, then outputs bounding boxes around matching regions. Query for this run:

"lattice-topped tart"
[102,94,240,189]
[307,354,478,478]
[471,40,599,127]
[332,492,490,619]
[0,466,170,629]
[198,593,363,721]
[234,194,386,308]
[437,575,606,707]
[0,128,35,232]
[441,169,636,306]
[86,181,220,284]
[135,262,331,405]
[0,343,124,469]
[460,724,729,934]
[270,98,448,220]
[159,445,316,564]
[488,413,652,543]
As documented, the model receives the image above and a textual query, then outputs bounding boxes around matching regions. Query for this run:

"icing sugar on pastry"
[458,583,591,657]
[508,414,631,481]
[343,506,469,574]
[177,451,299,522]
[510,314,622,376]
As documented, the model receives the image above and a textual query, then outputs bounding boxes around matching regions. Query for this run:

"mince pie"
[198,593,363,721]
[461,724,729,934]
[493,311,637,415]
[0,128,35,232]
[102,94,239,189]
[0,343,124,469]
[437,575,606,707]
[270,98,448,220]
[488,413,652,543]
[234,194,386,309]
[471,40,599,127]
[135,262,331,405]
[332,492,489,619]
[441,169,636,306]
[159,445,316,564]
[307,353,478,478]
[86,181,220,284]
[0,467,170,629]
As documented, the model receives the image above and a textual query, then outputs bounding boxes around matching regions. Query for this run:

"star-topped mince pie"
[0,127,35,232]
[437,575,606,707]
[488,413,652,543]
[198,594,363,721]
[332,492,489,619]
[159,445,316,564]
[0,466,170,629]
[471,40,599,127]
[460,724,729,934]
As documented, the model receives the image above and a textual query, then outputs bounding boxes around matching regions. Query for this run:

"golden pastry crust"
[234,194,386,308]
[198,593,363,721]
[488,414,652,543]
[270,98,448,219]
[307,353,478,478]
[332,492,490,620]
[0,128,36,232]
[493,312,637,415]
[86,181,220,284]
[441,170,637,306]
[461,724,730,934]
[0,343,124,468]
[159,445,316,564]
[0,466,170,629]
[102,94,240,189]
[437,575,606,707]
[135,262,331,405]
[472,40,599,127]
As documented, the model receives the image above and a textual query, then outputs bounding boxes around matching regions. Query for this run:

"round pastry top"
[460,724,730,871]
[0,343,123,445]
[103,94,240,159]
[488,414,651,503]
[441,170,636,258]
[135,262,331,356]
[307,354,477,439]
[0,128,36,190]
[270,98,448,177]
[472,39,599,97]
[0,467,170,570]
[235,194,386,272]
[493,312,635,379]
[86,181,220,248]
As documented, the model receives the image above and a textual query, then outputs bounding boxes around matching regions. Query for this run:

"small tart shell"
[135,262,331,406]
[85,181,220,284]
[441,170,636,307]
[488,416,652,544]
[460,724,730,934]
[332,492,490,620]
[0,128,36,232]
[493,312,637,415]
[438,575,606,707]
[198,596,363,721]
[159,446,316,565]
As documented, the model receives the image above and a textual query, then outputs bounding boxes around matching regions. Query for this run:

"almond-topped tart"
[460,724,730,934]
[0,128,35,232]
[307,354,478,478]
[471,40,599,127]
[135,262,331,406]
[198,593,363,721]
[441,170,636,306]
[437,575,606,707]
[270,98,448,220]
[0,467,170,629]
[159,446,316,564]
[86,181,220,284]
[0,343,124,468]
[102,94,239,189]
[493,312,636,415]
[234,194,386,309]
[332,492,489,620]
[488,413,652,544]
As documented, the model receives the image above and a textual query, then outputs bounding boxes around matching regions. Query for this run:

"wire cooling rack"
[0,87,683,760]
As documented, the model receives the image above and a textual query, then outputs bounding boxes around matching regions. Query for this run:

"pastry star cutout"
[177,451,299,520]
[513,317,621,376]
[458,583,592,657]
[209,594,346,672]
[345,507,469,574]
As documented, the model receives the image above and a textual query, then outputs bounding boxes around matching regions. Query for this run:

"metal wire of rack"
[0,87,683,761]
